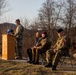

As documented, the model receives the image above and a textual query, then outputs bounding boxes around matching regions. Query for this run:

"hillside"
[0,22,16,34]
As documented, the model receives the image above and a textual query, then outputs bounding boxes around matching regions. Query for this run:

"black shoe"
[45,63,52,68]
[33,62,39,65]
[52,65,56,70]
[27,61,31,63]
[30,60,35,63]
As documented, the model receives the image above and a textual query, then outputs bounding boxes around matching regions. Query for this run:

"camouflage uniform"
[46,36,71,67]
[32,37,51,63]
[15,25,24,58]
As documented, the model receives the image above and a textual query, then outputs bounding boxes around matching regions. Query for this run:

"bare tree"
[20,18,29,29]
[33,0,64,43]
[38,0,55,35]
[27,0,76,43]
[0,0,8,16]
[61,0,76,36]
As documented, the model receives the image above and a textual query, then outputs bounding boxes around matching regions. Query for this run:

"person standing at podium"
[14,19,24,59]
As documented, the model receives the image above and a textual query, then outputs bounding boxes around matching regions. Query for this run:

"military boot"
[45,63,52,68]
[30,60,35,63]
[52,65,56,70]
[33,61,39,65]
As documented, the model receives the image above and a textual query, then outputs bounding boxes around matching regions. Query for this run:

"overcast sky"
[1,0,44,24]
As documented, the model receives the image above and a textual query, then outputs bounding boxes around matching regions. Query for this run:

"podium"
[2,34,15,60]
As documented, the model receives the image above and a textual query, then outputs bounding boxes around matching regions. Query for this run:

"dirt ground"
[0,59,76,75]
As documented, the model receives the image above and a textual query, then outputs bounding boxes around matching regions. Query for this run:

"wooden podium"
[2,34,15,60]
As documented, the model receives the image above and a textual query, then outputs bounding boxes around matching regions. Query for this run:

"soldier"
[45,28,71,70]
[27,32,41,63]
[31,32,51,64]
[14,19,24,59]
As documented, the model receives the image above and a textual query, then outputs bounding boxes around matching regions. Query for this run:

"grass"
[0,59,76,75]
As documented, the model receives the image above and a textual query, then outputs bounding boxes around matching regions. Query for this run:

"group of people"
[27,28,71,70]
[27,32,51,64]
[7,19,73,70]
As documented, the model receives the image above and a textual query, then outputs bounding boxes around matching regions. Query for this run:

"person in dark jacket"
[27,32,41,63]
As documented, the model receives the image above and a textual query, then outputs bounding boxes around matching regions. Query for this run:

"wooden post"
[2,34,15,60]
